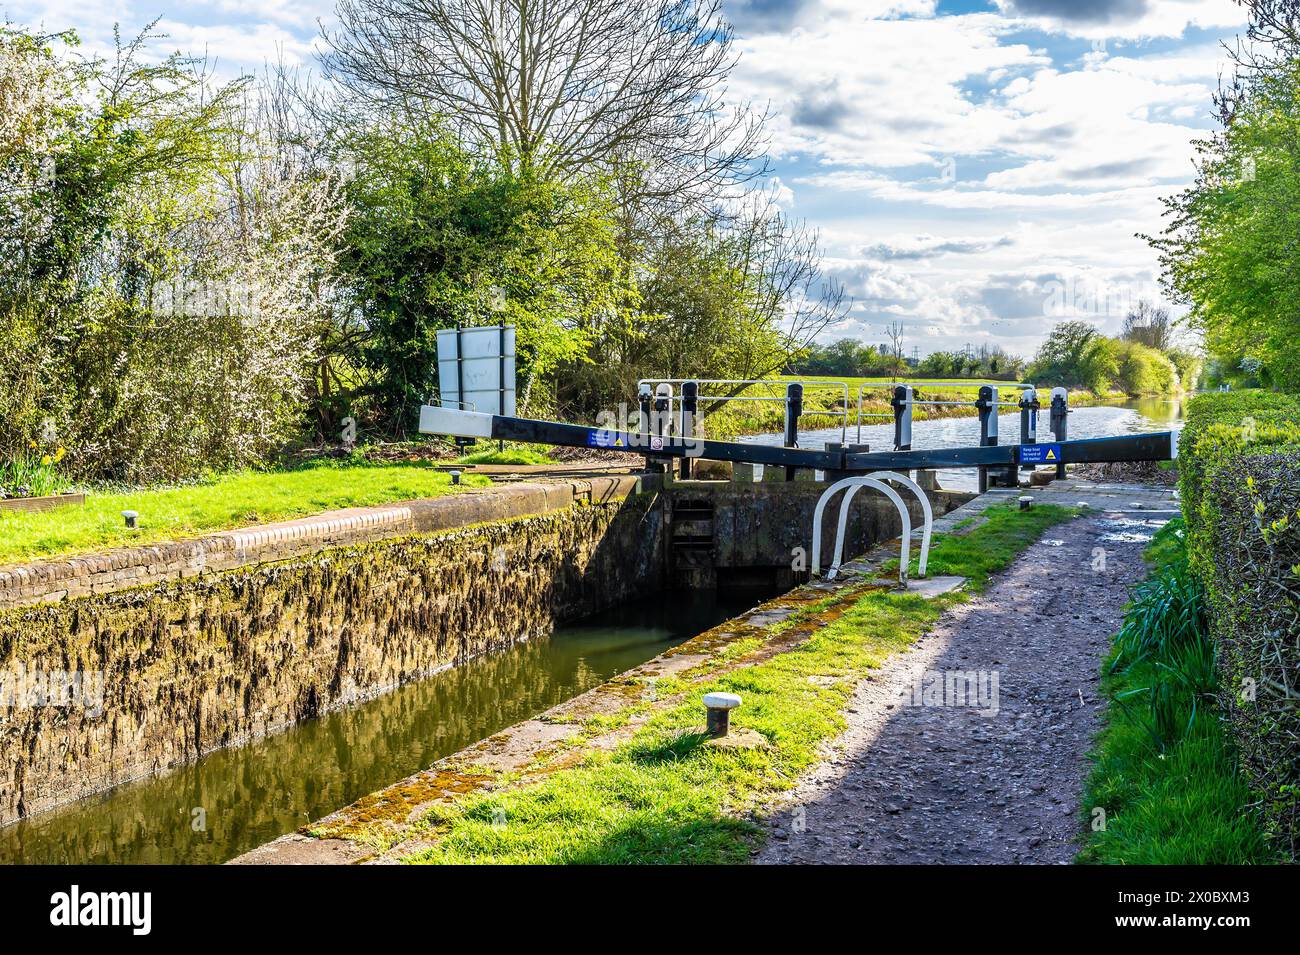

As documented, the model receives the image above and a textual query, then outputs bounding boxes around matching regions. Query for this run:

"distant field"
[690,376,1129,439]
[773,375,1029,392]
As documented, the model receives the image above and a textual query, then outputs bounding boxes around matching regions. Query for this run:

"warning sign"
[587,429,623,449]
[1019,442,1062,465]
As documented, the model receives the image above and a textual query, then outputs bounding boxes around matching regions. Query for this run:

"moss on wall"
[0,495,664,825]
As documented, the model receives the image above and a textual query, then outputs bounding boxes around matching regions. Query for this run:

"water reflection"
[0,588,769,865]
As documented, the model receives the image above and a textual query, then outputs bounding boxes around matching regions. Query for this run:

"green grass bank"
[386,501,1075,864]
[0,460,490,567]
[1079,518,1274,864]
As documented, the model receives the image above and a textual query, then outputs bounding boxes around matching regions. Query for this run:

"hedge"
[1178,390,1300,858]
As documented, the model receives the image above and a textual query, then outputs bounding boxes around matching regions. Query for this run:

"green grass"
[1079,518,1273,864]
[0,460,491,567]
[454,445,555,466]
[398,502,1075,865]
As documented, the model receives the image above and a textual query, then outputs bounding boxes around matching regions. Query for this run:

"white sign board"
[436,325,516,417]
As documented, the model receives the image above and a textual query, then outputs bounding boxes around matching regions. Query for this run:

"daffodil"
[41,455,52,466]
[54,447,66,463]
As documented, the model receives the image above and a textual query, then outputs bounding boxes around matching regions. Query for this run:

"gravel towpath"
[757,484,1176,865]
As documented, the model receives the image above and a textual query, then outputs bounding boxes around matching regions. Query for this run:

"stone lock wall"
[0,493,664,825]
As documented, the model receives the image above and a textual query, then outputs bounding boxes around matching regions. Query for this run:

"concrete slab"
[905,575,966,598]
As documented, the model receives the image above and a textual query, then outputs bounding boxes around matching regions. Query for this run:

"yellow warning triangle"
[1045,449,1057,460]
[614,438,623,446]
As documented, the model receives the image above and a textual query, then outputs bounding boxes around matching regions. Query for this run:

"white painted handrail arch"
[836,471,933,578]
[811,471,934,583]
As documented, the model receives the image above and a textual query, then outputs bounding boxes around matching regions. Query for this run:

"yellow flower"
[28,440,37,448]
[54,447,66,463]
[41,455,52,466]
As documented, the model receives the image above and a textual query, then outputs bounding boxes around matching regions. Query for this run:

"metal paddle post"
[1049,387,1068,479]
[784,382,803,481]
[679,380,699,480]
[977,384,998,493]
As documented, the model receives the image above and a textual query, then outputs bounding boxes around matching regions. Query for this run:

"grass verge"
[397,501,1075,864]
[454,445,555,466]
[1078,518,1273,864]
[0,460,491,567]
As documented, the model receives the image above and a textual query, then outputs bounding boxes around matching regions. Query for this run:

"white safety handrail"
[855,470,932,577]
[812,476,916,584]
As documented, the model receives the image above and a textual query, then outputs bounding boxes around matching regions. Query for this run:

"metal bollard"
[652,383,673,473]
[784,382,803,481]
[704,692,742,737]
[1049,387,1068,480]
[679,380,699,480]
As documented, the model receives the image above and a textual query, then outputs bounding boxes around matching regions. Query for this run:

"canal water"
[741,398,1186,491]
[0,588,772,865]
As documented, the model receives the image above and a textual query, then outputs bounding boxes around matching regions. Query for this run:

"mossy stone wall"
[0,495,663,825]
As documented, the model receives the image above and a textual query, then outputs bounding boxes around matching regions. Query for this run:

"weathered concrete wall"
[666,480,971,589]
[0,491,665,826]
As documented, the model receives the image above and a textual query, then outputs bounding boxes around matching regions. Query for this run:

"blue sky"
[5,0,1249,360]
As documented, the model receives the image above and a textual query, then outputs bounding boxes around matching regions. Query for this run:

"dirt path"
[757,483,1177,865]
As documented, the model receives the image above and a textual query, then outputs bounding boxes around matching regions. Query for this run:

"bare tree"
[885,321,905,360]
[322,0,767,206]
[1121,300,1175,350]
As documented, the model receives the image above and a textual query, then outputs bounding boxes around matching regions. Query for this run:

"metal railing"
[854,381,1036,443]
[636,378,850,444]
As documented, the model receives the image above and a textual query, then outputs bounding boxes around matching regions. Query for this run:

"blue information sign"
[1019,443,1061,465]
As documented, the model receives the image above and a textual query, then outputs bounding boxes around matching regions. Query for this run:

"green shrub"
[1176,390,1300,858]
[1112,340,1177,396]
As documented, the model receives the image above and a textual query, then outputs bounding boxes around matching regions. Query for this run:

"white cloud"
[2,0,1233,357]
[994,0,1244,41]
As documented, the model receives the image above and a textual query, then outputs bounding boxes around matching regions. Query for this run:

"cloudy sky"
[5,0,1248,359]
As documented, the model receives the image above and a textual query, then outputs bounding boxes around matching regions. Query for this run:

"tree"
[557,194,847,415]
[788,340,903,378]
[0,25,350,480]
[1121,300,1176,351]
[1111,340,1177,396]
[322,0,766,208]
[338,121,633,431]
[1150,1,1300,389]
[885,321,905,361]
[1028,320,1117,392]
